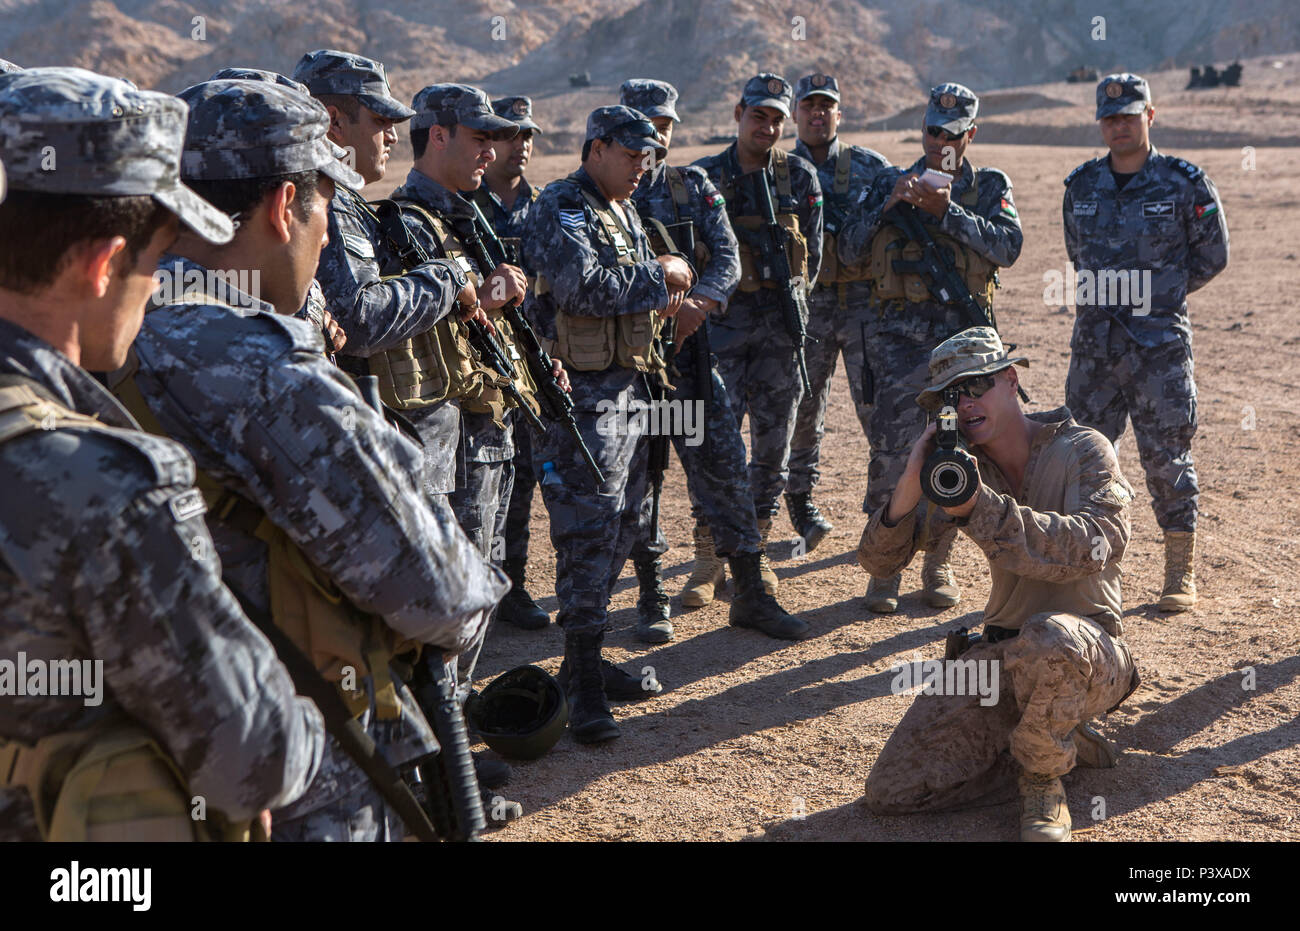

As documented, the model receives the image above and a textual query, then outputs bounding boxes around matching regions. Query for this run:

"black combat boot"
[557,655,662,702]
[727,551,811,640]
[563,630,621,743]
[496,556,549,630]
[633,553,674,643]
[784,491,833,552]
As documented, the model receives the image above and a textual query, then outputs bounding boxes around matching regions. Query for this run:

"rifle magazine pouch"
[555,311,616,371]
[369,325,453,411]
[614,311,661,373]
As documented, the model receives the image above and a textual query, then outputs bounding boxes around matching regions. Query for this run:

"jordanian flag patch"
[707,192,725,209]
[1000,197,1017,218]
[809,194,823,207]
[1195,202,1219,219]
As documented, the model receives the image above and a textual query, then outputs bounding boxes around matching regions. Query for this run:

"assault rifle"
[745,171,812,395]
[372,200,547,433]
[884,203,1028,402]
[462,199,605,484]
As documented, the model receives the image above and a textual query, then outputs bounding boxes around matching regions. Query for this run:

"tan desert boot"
[1158,530,1197,612]
[921,531,961,608]
[681,523,725,608]
[1019,772,1072,842]
[865,573,901,613]
[1072,721,1120,769]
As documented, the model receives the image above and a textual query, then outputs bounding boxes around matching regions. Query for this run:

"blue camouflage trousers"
[787,283,875,498]
[534,378,651,634]
[1065,322,1198,532]
[503,411,537,563]
[632,325,762,562]
[447,456,512,702]
[710,296,805,519]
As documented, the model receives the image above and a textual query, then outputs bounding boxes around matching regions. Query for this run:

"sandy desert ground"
[373,56,1300,841]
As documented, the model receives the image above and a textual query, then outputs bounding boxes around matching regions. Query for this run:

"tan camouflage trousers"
[864,612,1135,814]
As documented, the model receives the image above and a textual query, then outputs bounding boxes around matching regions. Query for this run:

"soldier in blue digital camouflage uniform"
[1063,73,1228,612]
[786,73,891,550]
[475,94,552,632]
[521,106,697,742]
[298,52,528,796]
[621,77,809,642]
[297,49,478,517]
[693,74,824,599]
[0,67,325,841]
[122,78,509,841]
[388,82,540,721]
[839,82,1023,615]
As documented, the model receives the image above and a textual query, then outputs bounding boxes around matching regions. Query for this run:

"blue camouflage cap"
[925,82,978,134]
[210,68,309,95]
[292,49,416,121]
[741,73,793,117]
[491,95,542,133]
[0,59,21,74]
[410,83,517,136]
[586,105,666,159]
[619,79,680,122]
[176,79,364,189]
[1095,73,1151,120]
[794,72,840,104]
[0,67,232,243]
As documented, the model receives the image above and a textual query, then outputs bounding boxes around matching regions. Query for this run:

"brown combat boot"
[865,573,901,614]
[1072,721,1120,769]
[921,531,961,609]
[756,517,779,595]
[681,523,725,608]
[1019,772,1071,842]
[1158,531,1197,612]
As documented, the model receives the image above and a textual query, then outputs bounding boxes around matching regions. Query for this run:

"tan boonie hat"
[917,326,1028,410]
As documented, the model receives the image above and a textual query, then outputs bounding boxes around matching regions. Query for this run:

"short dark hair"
[315,93,362,122]
[581,135,613,161]
[184,170,321,225]
[0,191,171,294]
[410,122,456,159]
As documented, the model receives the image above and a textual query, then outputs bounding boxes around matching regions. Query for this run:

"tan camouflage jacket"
[857,407,1134,636]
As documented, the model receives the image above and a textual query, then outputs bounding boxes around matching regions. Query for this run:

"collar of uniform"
[724,140,780,177]
[793,136,840,168]
[154,254,273,316]
[570,165,610,207]
[908,154,974,192]
[395,168,475,219]
[1103,144,1160,193]
[0,317,138,428]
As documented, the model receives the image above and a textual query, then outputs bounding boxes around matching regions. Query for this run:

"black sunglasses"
[926,125,966,142]
[951,373,998,400]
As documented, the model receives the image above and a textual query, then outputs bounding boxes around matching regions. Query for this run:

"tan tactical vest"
[818,150,872,285]
[365,203,489,414]
[107,348,413,726]
[717,148,809,293]
[0,379,258,841]
[544,186,666,375]
[869,169,998,309]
